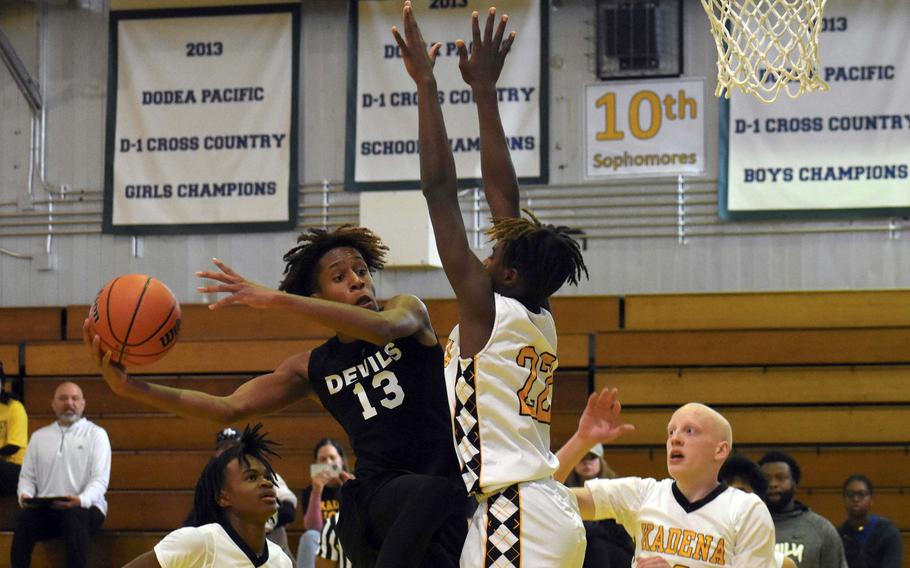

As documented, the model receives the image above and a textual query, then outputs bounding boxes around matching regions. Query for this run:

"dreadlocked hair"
[189,423,281,527]
[279,225,389,296]
[486,209,588,301]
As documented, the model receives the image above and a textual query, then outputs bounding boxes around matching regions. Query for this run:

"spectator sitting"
[185,427,298,558]
[759,450,847,568]
[563,443,633,568]
[838,474,903,568]
[719,454,797,568]
[12,381,110,568]
[1,364,28,496]
[297,438,353,568]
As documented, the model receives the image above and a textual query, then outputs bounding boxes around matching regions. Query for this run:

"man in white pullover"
[12,381,111,568]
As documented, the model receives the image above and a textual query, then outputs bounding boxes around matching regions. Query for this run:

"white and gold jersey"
[586,477,777,567]
[154,523,292,568]
[445,293,560,495]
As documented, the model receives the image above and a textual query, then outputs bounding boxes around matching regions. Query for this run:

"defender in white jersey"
[124,425,292,568]
[393,4,589,566]
[558,392,776,567]
[153,523,290,568]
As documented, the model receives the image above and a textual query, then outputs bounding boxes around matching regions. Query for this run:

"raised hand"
[576,388,636,445]
[392,1,443,85]
[83,318,129,394]
[456,7,516,90]
[195,258,279,310]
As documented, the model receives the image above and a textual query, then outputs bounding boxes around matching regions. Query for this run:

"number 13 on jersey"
[516,346,556,424]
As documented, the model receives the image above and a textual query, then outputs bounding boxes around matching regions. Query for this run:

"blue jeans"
[296,529,321,568]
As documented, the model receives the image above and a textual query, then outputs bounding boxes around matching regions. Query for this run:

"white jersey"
[586,478,777,567]
[154,523,292,568]
[445,293,560,494]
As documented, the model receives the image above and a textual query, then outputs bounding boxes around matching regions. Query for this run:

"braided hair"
[189,423,280,527]
[279,225,389,296]
[486,209,588,301]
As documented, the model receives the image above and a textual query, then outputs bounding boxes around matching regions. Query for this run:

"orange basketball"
[88,274,182,366]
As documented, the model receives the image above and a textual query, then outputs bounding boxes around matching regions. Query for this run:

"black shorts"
[335,470,468,568]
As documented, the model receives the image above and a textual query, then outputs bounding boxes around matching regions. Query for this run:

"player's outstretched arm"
[569,487,597,520]
[395,1,495,354]
[84,319,313,423]
[197,259,433,346]
[457,8,519,219]
[554,388,635,483]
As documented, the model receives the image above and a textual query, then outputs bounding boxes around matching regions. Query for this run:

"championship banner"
[103,4,299,234]
[346,0,546,191]
[720,0,910,219]
[584,79,706,179]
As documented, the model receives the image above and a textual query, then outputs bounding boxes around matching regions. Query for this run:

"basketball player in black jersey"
[83,225,466,568]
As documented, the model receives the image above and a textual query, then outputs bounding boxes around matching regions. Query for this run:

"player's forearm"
[417,78,482,287]
[569,487,597,520]
[417,78,457,200]
[555,432,598,484]
[473,85,520,217]
[303,489,324,530]
[115,378,243,424]
[0,444,19,457]
[269,293,414,345]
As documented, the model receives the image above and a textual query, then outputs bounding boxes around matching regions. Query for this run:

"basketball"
[87,274,182,366]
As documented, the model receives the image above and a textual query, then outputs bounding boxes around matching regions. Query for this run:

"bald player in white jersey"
[557,390,777,568]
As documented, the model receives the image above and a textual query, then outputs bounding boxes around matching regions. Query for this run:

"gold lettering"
[665,528,682,555]
[640,523,655,551]
[694,534,713,561]
[652,526,665,553]
[678,530,696,558]
[709,537,726,565]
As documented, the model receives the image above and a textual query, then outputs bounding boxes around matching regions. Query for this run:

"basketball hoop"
[701,0,829,103]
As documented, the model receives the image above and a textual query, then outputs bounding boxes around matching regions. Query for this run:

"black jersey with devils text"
[308,335,459,480]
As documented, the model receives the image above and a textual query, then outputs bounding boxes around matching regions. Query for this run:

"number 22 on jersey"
[515,346,556,424]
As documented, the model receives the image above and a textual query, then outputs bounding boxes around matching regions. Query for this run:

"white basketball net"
[701,0,828,103]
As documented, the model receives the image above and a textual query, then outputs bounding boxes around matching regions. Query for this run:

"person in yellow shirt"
[0,364,28,495]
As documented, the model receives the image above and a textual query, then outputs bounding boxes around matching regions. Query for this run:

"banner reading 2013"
[103,4,299,234]
[721,0,910,219]
[347,0,546,191]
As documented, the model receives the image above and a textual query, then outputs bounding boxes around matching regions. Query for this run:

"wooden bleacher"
[595,290,910,563]
[2,292,910,565]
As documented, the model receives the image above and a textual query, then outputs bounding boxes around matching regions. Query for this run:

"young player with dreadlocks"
[124,423,291,567]
[85,224,467,568]
[393,3,589,566]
